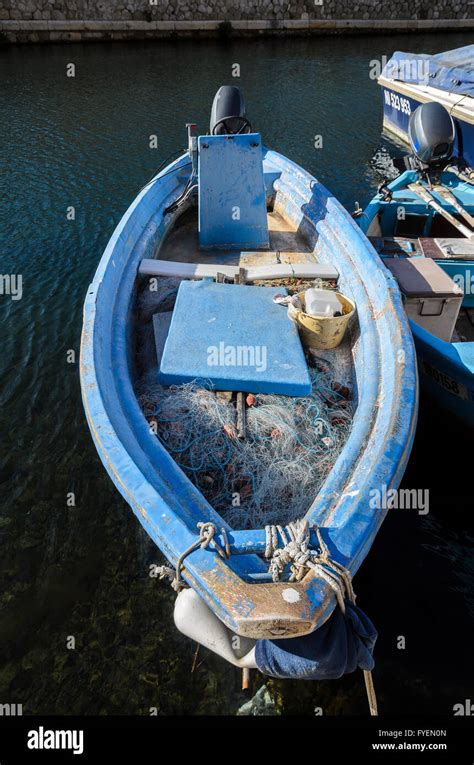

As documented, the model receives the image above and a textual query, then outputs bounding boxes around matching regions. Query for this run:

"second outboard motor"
[408,102,455,166]
[210,86,252,135]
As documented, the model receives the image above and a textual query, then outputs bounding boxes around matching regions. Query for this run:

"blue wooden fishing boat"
[379,45,474,168]
[357,102,474,427]
[80,88,417,705]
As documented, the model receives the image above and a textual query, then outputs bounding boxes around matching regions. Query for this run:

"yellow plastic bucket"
[292,290,355,350]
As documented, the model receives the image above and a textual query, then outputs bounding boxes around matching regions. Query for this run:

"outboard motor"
[210,85,252,135]
[408,102,455,166]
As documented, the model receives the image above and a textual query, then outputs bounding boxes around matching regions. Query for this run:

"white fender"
[174,588,257,668]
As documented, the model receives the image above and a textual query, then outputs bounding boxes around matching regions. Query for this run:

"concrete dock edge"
[1,18,474,43]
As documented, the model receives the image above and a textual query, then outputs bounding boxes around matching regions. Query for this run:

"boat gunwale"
[269,150,418,566]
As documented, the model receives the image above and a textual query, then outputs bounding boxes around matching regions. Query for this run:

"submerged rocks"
[237,684,279,715]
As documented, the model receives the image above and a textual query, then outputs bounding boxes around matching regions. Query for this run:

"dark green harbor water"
[1,34,472,716]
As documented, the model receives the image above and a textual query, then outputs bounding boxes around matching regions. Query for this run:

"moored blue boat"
[357,102,474,426]
[80,89,417,698]
[379,45,474,168]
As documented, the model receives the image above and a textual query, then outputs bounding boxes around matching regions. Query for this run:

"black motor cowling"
[209,86,252,135]
[408,102,455,166]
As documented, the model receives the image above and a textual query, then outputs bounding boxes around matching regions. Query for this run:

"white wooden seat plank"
[139,258,339,281]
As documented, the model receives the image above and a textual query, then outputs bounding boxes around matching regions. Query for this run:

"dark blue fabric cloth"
[382,46,474,98]
[255,602,377,680]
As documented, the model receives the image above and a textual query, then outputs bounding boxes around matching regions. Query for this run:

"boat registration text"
[421,359,471,401]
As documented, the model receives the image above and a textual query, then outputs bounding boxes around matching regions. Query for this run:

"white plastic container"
[304,288,343,318]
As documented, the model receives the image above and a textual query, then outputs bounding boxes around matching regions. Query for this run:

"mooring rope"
[156,521,230,592]
[157,517,378,715]
[264,518,378,716]
[363,668,378,717]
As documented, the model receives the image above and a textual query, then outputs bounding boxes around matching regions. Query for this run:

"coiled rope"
[265,518,378,716]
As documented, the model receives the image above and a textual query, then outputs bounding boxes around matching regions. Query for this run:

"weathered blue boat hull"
[80,148,418,640]
[412,321,474,427]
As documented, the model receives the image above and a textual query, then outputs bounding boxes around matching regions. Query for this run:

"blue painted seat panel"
[198,133,269,250]
[158,280,312,395]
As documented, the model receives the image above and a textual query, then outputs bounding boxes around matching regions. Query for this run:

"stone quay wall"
[1,1,473,42]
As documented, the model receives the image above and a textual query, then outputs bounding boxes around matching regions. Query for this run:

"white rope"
[264,518,378,716]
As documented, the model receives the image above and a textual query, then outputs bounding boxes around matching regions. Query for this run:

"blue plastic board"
[158,280,312,395]
[198,133,269,250]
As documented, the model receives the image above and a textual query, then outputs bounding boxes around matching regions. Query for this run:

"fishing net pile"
[135,277,354,529]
